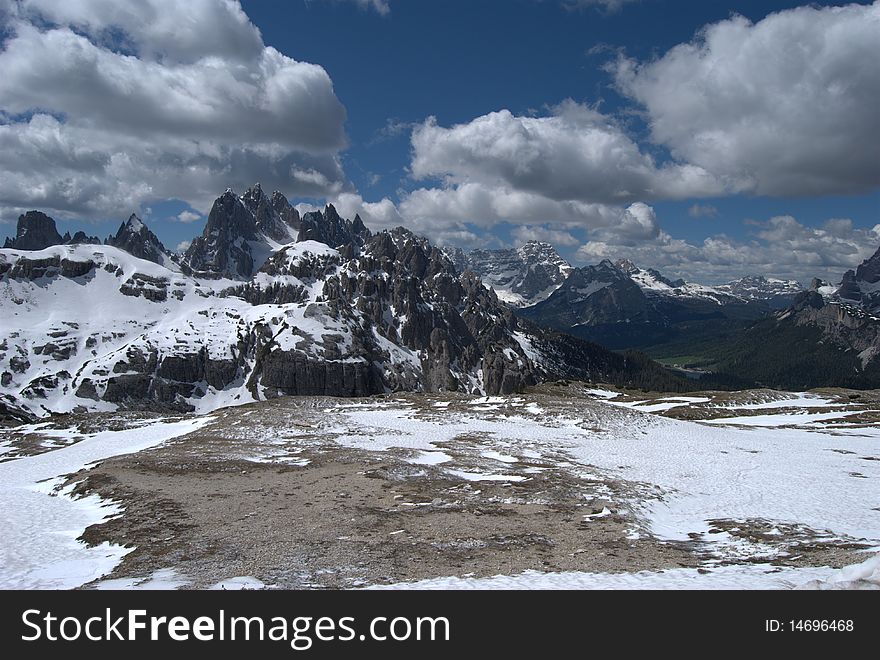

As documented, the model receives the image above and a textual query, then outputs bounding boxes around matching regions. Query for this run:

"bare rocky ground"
[21,384,868,590]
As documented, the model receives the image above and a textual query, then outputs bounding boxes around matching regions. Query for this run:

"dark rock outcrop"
[242,184,301,242]
[182,185,302,279]
[3,211,64,250]
[298,204,370,249]
[66,231,101,245]
[106,214,173,266]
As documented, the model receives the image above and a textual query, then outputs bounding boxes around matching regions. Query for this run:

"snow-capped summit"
[241,183,301,243]
[521,258,770,349]
[182,186,301,279]
[105,214,175,268]
[452,241,573,307]
[716,275,803,309]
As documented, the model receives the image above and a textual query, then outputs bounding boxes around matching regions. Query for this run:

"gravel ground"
[49,386,874,589]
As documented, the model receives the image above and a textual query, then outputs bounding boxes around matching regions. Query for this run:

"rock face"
[521,258,764,348]
[105,214,174,267]
[1,187,696,417]
[774,290,880,371]
[298,204,369,250]
[0,198,541,417]
[729,246,880,382]
[526,260,655,329]
[242,184,301,242]
[837,246,880,312]
[182,185,303,279]
[181,189,263,278]
[3,211,65,250]
[716,275,803,309]
[450,241,572,307]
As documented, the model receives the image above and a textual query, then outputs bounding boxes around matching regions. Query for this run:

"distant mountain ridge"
[670,246,880,390]
[1,187,694,420]
[447,241,573,307]
[715,275,803,309]
[519,257,768,349]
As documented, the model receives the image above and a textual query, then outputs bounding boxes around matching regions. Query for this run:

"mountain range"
[0,187,686,421]
[437,234,880,389]
[3,187,879,422]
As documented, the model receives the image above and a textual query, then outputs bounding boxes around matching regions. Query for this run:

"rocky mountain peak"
[242,183,300,243]
[66,231,102,245]
[298,204,371,250]
[105,214,172,267]
[834,244,880,311]
[614,258,638,274]
[452,241,573,308]
[3,211,64,250]
[181,189,262,278]
[855,245,880,285]
[715,274,803,309]
[125,213,145,233]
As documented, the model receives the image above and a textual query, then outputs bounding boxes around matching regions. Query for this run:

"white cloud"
[0,0,349,219]
[612,2,880,197]
[411,101,722,207]
[577,214,880,284]
[176,240,191,253]
[15,0,264,62]
[175,210,202,224]
[399,182,624,231]
[333,192,404,229]
[397,101,724,244]
[512,226,579,248]
[688,203,718,219]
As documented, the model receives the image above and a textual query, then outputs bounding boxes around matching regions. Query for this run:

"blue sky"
[1,0,878,283]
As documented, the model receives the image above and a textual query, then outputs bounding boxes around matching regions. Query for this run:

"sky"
[0,0,878,284]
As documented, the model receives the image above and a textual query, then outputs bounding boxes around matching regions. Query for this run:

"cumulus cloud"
[332,192,404,229]
[411,101,722,207]
[612,2,880,197]
[577,214,880,284]
[0,0,349,221]
[175,211,202,224]
[397,101,725,243]
[688,203,718,219]
[512,226,580,248]
[399,182,629,233]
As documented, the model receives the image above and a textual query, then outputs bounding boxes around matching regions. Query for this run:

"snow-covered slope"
[616,259,747,306]
[450,241,572,307]
[0,227,541,417]
[716,275,803,309]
